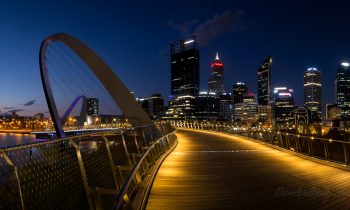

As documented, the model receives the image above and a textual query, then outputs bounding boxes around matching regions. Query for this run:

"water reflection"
[0,133,38,148]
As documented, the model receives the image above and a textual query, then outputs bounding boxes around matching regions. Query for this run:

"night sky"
[1,0,350,116]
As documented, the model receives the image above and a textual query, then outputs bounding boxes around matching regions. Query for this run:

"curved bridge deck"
[147,129,350,209]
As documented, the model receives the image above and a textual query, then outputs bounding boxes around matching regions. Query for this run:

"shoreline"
[0,130,33,134]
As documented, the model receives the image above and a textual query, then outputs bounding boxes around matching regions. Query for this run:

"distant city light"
[274,87,287,90]
[341,62,350,67]
[215,52,220,60]
[279,93,291,96]
[307,67,318,71]
[210,63,223,68]
[184,39,194,45]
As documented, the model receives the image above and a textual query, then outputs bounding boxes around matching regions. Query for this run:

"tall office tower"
[304,67,322,122]
[258,105,273,125]
[273,87,294,124]
[232,82,248,104]
[168,36,199,119]
[233,92,258,125]
[137,97,149,114]
[195,91,219,120]
[258,56,272,105]
[171,36,199,96]
[208,52,225,94]
[335,62,350,119]
[218,93,232,121]
[87,98,99,116]
[148,93,164,119]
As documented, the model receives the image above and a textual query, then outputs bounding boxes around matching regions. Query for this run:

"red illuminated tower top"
[211,52,224,68]
[208,52,225,94]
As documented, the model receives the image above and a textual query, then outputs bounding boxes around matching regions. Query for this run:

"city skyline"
[1,1,350,116]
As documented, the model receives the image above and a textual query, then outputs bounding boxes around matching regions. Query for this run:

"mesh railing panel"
[328,141,345,162]
[0,156,22,209]
[0,123,175,210]
[8,140,89,210]
[108,135,129,166]
[79,136,116,190]
[123,131,139,154]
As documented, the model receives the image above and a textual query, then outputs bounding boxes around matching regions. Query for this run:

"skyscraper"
[195,91,219,120]
[168,36,199,119]
[258,56,272,105]
[233,92,258,125]
[170,36,199,96]
[208,52,225,94]
[232,82,248,104]
[273,87,294,124]
[335,62,350,119]
[87,98,99,116]
[148,94,164,119]
[304,67,322,122]
[218,93,232,121]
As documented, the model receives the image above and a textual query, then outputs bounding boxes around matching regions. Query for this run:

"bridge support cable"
[46,42,117,117]
[47,42,118,115]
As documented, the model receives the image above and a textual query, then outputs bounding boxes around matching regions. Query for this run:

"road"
[146,129,350,209]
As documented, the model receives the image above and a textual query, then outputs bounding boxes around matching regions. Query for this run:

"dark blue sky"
[1,0,350,116]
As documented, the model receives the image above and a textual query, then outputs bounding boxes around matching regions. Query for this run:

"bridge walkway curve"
[146,129,350,209]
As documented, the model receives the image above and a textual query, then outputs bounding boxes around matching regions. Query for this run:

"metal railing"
[0,122,176,210]
[113,130,177,210]
[173,121,350,166]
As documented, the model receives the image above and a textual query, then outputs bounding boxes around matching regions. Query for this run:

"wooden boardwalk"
[146,129,350,209]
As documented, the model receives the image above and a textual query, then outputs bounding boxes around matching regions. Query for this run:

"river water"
[0,133,39,148]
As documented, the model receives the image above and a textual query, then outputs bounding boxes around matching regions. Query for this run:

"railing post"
[307,138,314,156]
[165,135,170,149]
[343,143,349,164]
[133,130,141,154]
[285,134,290,149]
[323,140,329,160]
[1,151,25,210]
[142,129,148,146]
[277,132,283,146]
[149,127,154,142]
[102,135,120,190]
[121,131,133,167]
[70,140,94,210]
[295,136,301,152]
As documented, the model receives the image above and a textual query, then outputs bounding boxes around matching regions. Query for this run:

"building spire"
[215,52,220,60]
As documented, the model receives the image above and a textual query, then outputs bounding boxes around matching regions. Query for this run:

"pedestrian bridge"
[146,128,350,209]
[10,32,349,209]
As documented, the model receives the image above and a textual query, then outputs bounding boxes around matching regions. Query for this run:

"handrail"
[172,121,350,166]
[233,129,350,144]
[113,130,177,210]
